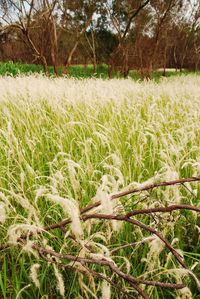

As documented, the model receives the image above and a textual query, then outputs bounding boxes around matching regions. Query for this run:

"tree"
[0,0,59,75]
[144,0,183,77]
[105,0,151,78]
[58,0,104,74]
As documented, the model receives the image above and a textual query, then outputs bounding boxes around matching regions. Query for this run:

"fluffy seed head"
[0,203,7,224]
[101,281,111,299]
[30,263,40,288]
[53,264,65,297]
[47,194,83,239]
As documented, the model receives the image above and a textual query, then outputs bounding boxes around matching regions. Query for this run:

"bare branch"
[30,243,185,291]
[122,0,151,40]
[126,204,200,218]
[43,177,200,231]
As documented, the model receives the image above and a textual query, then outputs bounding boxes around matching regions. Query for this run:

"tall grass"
[0,75,199,298]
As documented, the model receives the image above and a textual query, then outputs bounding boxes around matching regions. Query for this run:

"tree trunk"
[91,30,97,74]
[63,15,94,75]
[173,47,178,72]
[93,57,97,74]
[108,62,114,79]
[122,49,129,78]
[162,66,166,76]
[50,16,59,76]
[51,54,58,76]
[41,56,49,76]
[194,58,200,72]
[162,46,167,76]
[64,41,79,75]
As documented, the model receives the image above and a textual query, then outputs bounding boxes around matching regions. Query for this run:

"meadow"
[0,74,199,299]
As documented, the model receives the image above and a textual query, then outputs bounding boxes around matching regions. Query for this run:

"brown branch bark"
[126,204,200,218]
[2,177,200,297]
[31,243,185,291]
[122,0,151,40]
[36,247,132,298]
[43,177,200,231]
[82,214,186,268]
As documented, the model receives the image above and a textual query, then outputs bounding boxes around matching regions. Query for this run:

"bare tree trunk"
[107,43,121,79]
[194,57,200,72]
[163,65,166,76]
[50,16,58,76]
[85,30,97,74]
[51,52,58,76]
[62,15,93,75]
[93,57,97,74]
[162,46,167,76]
[41,56,49,75]
[25,31,50,76]
[64,41,79,74]
[173,46,178,72]
[108,62,114,79]
[122,49,129,78]
[138,43,144,78]
[91,31,97,74]
[180,41,189,72]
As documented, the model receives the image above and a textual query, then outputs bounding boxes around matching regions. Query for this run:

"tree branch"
[31,243,185,291]
[122,0,151,40]
[43,177,200,231]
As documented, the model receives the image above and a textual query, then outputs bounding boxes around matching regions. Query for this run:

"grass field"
[0,75,199,299]
[0,61,198,80]
[0,62,111,78]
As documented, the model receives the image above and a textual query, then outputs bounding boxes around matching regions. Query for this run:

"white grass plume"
[7,224,43,245]
[143,237,165,271]
[30,263,40,288]
[47,194,83,239]
[0,202,7,224]
[101,281,111,299]
[177,287,193,299]
[23,240,39,259]
[53,264,65,297]
[67,159,81,199]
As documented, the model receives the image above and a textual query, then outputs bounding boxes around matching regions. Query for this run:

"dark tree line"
[0,0,200,78]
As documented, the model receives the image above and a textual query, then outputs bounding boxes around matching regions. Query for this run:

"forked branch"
[1,177,200,298]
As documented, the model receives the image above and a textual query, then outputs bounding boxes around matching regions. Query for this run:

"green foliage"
[1,61,199,80]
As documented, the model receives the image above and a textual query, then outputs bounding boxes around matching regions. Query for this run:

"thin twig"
[111,236,156,254]
[181,183,197,198]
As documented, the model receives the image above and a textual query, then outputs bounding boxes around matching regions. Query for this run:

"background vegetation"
[0,61,198,80]
[0,0,200,78]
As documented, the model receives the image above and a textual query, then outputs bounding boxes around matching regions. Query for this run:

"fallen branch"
[1,177,200,297]
[31,243,185,295]
[126,204,200,218]
[43,177,200,232]
[82,213,186,268]
[36,246,132,298]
